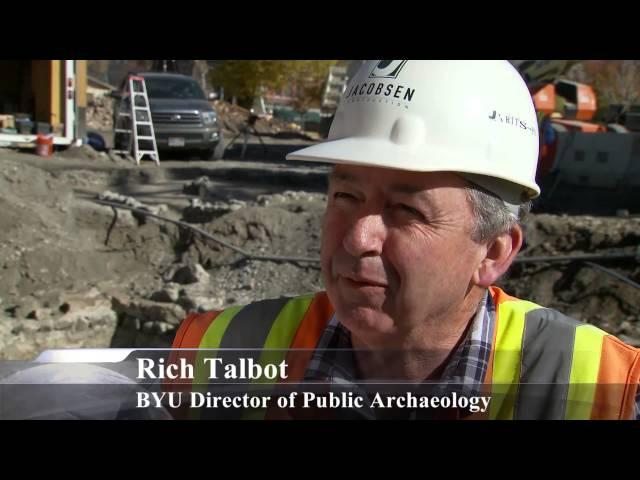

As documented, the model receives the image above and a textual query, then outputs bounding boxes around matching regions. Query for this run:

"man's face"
[321,165,487,342]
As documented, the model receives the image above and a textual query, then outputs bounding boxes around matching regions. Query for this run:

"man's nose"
[342,214,386,257]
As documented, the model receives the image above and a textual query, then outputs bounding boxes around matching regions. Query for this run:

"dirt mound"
[0,155,182,357]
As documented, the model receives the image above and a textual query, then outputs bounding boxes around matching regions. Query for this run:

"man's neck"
[350,291,485,382]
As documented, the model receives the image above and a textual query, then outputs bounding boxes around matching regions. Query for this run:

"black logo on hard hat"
[488,110,537,137]
[369,60,408,79]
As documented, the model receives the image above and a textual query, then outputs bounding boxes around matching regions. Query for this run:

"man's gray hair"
[464,182,532,243]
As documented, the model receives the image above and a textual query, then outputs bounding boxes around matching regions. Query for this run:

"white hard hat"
[287,60,541,201]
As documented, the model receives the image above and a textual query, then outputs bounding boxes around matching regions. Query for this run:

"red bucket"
[36,134,54,157]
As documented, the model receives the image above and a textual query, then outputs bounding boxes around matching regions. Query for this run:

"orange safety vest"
[170,287,640,420]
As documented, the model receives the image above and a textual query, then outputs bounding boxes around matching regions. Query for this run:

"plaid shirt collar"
[304,290,496,396]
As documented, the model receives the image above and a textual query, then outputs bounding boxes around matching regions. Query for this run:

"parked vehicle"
[112,72,221,160]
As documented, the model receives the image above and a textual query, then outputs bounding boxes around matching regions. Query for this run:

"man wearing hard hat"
[171,61,640,420]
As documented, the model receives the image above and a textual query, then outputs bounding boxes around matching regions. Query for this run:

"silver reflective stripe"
[220,297,291,349]
[514,308,582,420]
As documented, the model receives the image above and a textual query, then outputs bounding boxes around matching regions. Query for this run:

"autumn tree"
[591,61,640,112]
[289,60,338,111]
[566,60,640,113]
[209,60,337,110]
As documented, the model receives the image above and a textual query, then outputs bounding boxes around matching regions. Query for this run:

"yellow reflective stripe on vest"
[489,298,540,420]
[564,324,606,420]
[195,305,243,370]
[242,294,315,420]
[262,294,315,352]
[190,305,243,420]
[253,294,315,384]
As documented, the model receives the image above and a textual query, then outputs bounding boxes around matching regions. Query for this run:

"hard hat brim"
[286,138,541,199]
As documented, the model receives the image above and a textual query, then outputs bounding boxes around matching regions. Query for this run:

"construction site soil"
[1,143,639,359]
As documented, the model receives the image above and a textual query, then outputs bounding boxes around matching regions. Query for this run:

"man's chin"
[335,304,396,338]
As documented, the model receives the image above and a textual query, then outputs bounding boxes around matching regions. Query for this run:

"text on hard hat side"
[488,110,537,137]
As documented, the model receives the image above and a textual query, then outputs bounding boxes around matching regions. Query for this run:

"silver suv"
[113,72,221,160]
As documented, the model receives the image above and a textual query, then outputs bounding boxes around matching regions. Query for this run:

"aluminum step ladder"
[112,75,160,165]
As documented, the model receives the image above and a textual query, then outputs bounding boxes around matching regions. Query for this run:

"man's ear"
[473,225,523,288]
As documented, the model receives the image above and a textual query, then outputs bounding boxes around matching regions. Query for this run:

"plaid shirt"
[303,290,640,420]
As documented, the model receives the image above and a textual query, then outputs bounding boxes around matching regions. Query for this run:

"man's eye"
[334,192,356,201]
[397,204,425,219]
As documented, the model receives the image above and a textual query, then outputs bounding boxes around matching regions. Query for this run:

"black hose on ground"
[582,261,640,290]
[93,198,321,265]
[92,198,640,290]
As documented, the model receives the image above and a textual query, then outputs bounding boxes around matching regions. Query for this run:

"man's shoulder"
[172,291,331,349]
[493,286,579,320]
[220,291,327,313]
[190,291,327,315]
[491,286,638,351]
